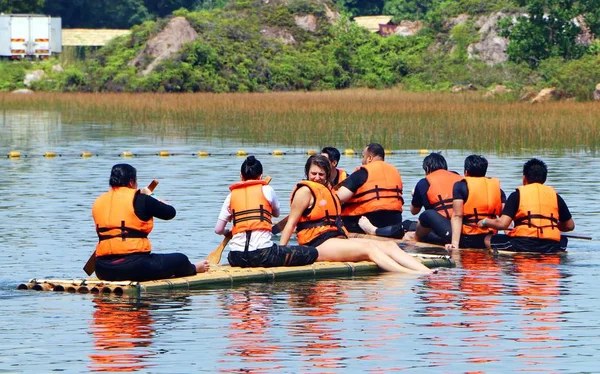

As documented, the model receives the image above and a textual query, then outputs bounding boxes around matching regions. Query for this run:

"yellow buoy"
[158,150,170,157]
[81,151,93,158]
[306,149,317,155]
[122,151,133,158]
[44,152,56,158]
[343,149,355,156]
[272,150,284,156]
[197,151,210,157]
[384,149,393,155]
[8,151,21,158]
[418,149,429,155]
[236,150,247,156]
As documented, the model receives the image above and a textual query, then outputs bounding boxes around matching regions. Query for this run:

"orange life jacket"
[229,179,273,235]
[508,183,561,241]
[462,177,502,235]
[342,160,403,217]
[425,169,462,219]
[293,181,346,245]
[337,168,348,183]
[92,187,153,256]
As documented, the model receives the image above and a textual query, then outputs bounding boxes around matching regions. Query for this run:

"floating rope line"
[4,149,430,159]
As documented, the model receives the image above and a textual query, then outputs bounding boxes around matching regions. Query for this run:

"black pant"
[96,252,196,281]
[228,244,318,268]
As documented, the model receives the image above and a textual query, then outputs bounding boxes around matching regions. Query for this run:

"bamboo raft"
[18,255,454,296]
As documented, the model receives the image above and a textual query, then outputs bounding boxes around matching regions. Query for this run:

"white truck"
[0,14,62,59]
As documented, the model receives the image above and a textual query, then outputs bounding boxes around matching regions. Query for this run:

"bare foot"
[358,216,377,235]
[403,231,416,241]
[195,260,210,273]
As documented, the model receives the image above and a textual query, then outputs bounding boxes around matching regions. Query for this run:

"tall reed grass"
[1,89,598,153]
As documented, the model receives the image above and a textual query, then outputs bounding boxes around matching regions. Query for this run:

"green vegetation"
[1,0,599,99]
[2,90,599,152]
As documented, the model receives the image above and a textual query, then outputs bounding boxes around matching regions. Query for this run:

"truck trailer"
[0,14,62,59]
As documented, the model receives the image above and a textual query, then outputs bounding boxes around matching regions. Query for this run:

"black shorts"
[490,234,567,253]
[459,233,488,249]
[228,243,318,268]
[305,230,348,248]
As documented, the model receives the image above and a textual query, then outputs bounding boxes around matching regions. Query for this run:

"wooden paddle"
[562,232,592,240]
[272,179,345,235]
[83,179,159,276]
[206,176,272,265]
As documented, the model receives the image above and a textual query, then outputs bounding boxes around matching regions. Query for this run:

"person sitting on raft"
[278,154,432,274]
[92,163,209,281]
[321,146,349,186]
[445,155,506,250]
[409,152,462,245]
[336,143,406,239]
[478,158,575,253]
[214,156,319,268]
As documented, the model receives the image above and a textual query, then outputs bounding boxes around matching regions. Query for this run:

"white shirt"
[218,185,281,252]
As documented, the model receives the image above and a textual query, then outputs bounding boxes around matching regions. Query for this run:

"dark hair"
[422,152,448,174]
[305,155,331,181]
[109,163,137,187]
[463,155,488,177]
[241,156,263,180]
[321,147,341,163]
[366,143,385,160]
[523,158,547,184]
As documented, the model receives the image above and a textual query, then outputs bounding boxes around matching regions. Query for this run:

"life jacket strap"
[96,221,149,242]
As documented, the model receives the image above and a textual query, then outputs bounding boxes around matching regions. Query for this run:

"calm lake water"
[1,110,599,373]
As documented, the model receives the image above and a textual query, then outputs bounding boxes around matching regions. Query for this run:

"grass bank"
[2,89,598,153]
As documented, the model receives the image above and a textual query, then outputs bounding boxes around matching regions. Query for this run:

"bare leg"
[350,238,432,274]
[316,238,425,274]
[358,216,378,235]
[195,260,210,273]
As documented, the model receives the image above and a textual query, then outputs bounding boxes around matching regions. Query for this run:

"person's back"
[446,155,504,250]
[93,163,205,281]
[337,143,404,238]
[483,158,575,253]
[215,156,319,268]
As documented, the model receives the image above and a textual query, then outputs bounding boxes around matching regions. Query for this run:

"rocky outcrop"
[294,14,318,32]
[394,20,423,37]
[531,87,560,103]
[484,84,512,98]
[24,70,45,87]
[260,26,296,45]
[451,83,477,93]
[129,17,198,76]
[12,89,34,94]
[468,12,509,65]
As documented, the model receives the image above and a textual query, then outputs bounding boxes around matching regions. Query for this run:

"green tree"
[43,0,150,28]
[0,0,45,13]
[499,0,586,66]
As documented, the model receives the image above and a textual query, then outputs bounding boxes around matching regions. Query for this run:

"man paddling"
[92,164,209,281]
[478,158,575,253]
[336,143,405,239]
[410,152,462,245]
[445,155,506,250]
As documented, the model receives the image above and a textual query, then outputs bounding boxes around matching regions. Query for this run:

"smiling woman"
[279,155,432,274]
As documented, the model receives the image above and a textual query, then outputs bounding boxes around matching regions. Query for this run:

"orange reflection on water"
[220,290,283,373]
[88,297,155,372]
[288,281,346,370]
[512,254,564,350]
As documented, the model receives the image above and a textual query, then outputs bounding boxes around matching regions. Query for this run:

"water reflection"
[510,254,566,368]
[88,297,155,372]
[220,288,283,373]
[288,280,346,370]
